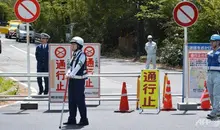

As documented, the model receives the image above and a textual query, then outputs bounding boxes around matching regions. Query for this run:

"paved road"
[0,35,219,130]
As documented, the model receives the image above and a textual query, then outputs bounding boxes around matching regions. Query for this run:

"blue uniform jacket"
[207,48,220,71]
[35,44,49,72]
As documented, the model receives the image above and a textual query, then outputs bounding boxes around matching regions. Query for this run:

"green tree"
[189,0,220,42]
[2,0,220,67]
[0,2,14,21]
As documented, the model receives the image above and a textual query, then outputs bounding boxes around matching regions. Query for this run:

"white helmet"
[70,36,84,46]
[147,35,153,39]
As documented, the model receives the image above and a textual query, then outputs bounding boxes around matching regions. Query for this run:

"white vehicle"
[16,23,35,43]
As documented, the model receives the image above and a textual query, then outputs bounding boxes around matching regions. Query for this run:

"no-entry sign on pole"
[173,1,199,27]
[14,0,40,23]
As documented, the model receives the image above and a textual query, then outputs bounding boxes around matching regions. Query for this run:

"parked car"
[16,23,35,43]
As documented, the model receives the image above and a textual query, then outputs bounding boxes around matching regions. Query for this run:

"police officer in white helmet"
[64,36,89,126]
[145,35,157,69]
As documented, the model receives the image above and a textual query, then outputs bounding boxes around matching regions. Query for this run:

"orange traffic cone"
[114,82,134,113]
[200,81,211,110]
[161,80,176,111]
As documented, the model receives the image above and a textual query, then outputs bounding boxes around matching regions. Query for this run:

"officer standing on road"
[64,36,89,126]
[206,34,220,119]
[35,33,50,95]
[145,35,157,69]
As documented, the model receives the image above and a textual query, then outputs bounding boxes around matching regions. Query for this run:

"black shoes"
[77,119,89,126]
[63,121,76,125]
[63,118,89,126]
[38,91,48,95]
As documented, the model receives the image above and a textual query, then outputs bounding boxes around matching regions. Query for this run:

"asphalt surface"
[0,35,219,130]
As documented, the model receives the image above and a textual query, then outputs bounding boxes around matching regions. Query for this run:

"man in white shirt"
[145,35,157,69]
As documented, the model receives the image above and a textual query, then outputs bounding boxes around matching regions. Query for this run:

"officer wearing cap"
[206,34,220,119]
[35,33,50,95]
[63,36,89,126]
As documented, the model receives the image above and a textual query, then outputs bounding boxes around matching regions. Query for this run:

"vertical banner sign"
[187,43,211,98]
[83,43,101,98]
[49,44,71,103]
[139,70,160,110]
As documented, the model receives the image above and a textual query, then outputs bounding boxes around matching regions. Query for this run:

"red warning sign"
[84,46,95,57]
[173,1,199,27]
[86,78,94,88]
[55,47,66,58]
[14,0,40,23]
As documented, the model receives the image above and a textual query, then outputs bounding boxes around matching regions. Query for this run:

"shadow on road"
[61,125,84,130]
[43,110,69,113]
[171,113,197,115]
[2,109,29,115]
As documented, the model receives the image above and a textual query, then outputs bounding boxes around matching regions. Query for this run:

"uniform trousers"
[207,71,220,115]
[68,78,87,122]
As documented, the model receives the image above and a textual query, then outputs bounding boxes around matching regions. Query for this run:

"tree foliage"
[1,0,220,66]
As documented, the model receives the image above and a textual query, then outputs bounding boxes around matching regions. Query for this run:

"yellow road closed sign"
[139,69,160,110]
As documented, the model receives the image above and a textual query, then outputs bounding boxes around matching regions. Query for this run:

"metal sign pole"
[184,27,189,104]
[27,23,31,99]
[183,0,189,104]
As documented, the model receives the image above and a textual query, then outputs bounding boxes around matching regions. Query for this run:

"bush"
[0,77,17,95]
[158,37,183,67]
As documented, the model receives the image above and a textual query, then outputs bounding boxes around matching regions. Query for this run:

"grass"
[0,77,18,95]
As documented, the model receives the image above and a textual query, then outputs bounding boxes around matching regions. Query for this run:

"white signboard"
[187,43,211,98]
[83,43,101,98]
[49,44,71,103]
[49,43,101,103]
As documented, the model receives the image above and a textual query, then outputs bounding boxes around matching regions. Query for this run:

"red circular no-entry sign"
[173,1,199,27]
[84,46,95,57]
[14,0,40,23]
[55,47,66,58]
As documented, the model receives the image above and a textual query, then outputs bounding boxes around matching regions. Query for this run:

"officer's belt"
[208,66,220,71]
[72,75,87,79]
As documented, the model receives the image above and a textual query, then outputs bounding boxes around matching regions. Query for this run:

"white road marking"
[9,44,37,92]
[0,44,39,109]
[0,102,20,109]
[9,76,38,95]
[10,45,35,57]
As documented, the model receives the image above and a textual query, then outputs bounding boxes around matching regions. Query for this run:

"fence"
[0,71,183,102]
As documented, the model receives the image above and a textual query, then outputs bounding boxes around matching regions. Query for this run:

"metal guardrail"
[0,98,138,101]
[0,72,140,77]
[164,72,183,75]
[0,71,183,101]
[0,93,182,98]
[0,71,183,77]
